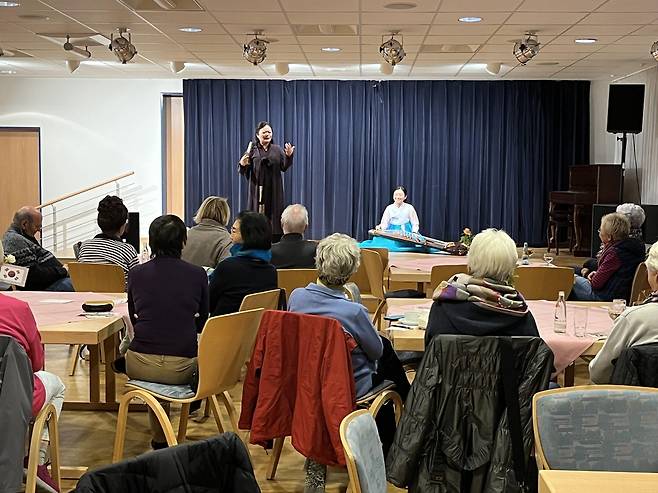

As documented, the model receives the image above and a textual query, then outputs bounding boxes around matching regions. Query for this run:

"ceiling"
[0,0,657,79]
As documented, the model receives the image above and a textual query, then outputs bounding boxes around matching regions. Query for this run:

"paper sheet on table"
[40,299,74,304]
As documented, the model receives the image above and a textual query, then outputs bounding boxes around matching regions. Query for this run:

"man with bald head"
[271,204,317,269]
[2,206,73,291]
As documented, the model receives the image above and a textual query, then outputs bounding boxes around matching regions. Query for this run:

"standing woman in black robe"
[238,121,295,240]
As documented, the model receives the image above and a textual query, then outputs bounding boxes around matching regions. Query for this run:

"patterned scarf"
[230,243,272,263]
[433,273,529,316]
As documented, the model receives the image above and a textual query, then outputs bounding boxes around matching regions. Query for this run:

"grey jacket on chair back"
[0,335,34,493]
[386,335,553,493]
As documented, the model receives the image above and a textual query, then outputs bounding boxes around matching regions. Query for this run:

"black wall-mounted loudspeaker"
[121,212,140,252]
[606,84,645,134]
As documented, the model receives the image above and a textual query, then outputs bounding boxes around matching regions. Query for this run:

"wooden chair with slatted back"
[67,262,127,376]
[112,309,265,461]
[630,262,651,305]
[239,289,281,312]
[361,249,387,329]
[428,264,470,298]
[276,268,318,302]
[513,266,574,301]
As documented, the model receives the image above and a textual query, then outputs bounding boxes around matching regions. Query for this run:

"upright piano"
[548,164,623,256]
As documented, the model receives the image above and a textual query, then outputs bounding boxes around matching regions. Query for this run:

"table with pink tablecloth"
[386,299,613,374]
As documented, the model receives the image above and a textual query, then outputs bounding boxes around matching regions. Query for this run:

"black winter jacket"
[610,342,658,387]
[74,433,261,493]
[387,335,553,493]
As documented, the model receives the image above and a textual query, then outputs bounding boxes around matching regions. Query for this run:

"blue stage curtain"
[184,79,589,244]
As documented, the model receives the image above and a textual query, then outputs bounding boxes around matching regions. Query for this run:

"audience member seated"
[581,203,646,276]
[77,196,139,281]
[0,243,66,492]
[2,207,73,291]
[209,211,277,316]
[288,233,409,399]
[125,215,209,449]
[589,242,658,384]
[571,213,646,302]
[425,228,539,347]
[181,196,232,268]
[271,204,317,268]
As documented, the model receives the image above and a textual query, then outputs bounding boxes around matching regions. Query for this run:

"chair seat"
[125,379,195,400]
[356,380,395,405]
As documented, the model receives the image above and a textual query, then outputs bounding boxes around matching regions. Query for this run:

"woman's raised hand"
[284,142,295,156]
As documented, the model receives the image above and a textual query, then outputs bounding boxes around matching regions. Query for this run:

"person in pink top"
[0,243,65,493]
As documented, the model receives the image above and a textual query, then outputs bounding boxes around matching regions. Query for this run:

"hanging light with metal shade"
[513,34,540,65]
[109,28,137,64]
[243,35,268,65]
[379,34,405,66]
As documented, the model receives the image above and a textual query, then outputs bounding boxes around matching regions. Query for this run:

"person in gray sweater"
[589,241,658,383]
[181,196,233,268]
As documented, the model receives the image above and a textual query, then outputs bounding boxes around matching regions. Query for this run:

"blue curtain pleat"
[183,79,589,244]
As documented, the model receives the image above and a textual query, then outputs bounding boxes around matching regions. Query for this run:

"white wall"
[0,77,182,249]
[590,68,658,204]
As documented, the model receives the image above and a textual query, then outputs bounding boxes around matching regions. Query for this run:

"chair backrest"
[340,410,387,493]
[239,289,281,312]
[533,385,658,472]
[429,265,469,296]
[364,247,389,272]
[68,262,126,293]
[630,262,651,305]
[513,266,574,300]
[277,268,318,300]
[196,309,264,399]
[361,249,386,300]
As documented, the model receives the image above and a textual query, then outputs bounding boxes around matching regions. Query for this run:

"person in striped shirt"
[77,196,139,282]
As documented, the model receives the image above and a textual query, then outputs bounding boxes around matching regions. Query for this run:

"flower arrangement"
[460,228,473,247]
[3,254,15,265]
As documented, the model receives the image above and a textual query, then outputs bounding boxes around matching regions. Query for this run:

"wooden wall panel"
[164,96,185,219]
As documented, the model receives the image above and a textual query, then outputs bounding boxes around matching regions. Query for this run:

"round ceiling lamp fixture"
[0,2,20,7]
[380,33,405,66]
[384,2,417,9]
[179,26,202,33]
[513,33,540,65]
[485,62,501,75]
[110,28,137,64]
[170,61,185,73]
[379,62,394,75]
[243,34,268,65]
[575,38,597,44]
[0,69,17,74]
[459,16,482,23]
[321,47,341,53]
[651,40,658,62]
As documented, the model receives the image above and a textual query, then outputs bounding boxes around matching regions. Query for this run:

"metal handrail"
[36,171,135,209]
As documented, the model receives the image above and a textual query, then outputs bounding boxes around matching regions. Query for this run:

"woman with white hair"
[589,242,658,383]
[425,228,539,346]
[571,213,645,301]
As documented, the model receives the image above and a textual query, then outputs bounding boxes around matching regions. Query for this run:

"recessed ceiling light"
[321,47,341,52]
[0,1,20,6]
[18,14,50,20]
[575,38,597,44]
[0,69,17,74]
[384,2,417,9]
[179,26,202,33]
[459,16,482,23]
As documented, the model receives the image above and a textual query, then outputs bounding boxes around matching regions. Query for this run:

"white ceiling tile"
[360,24,429,35]
[212,12,288,24]
[507,12,588,24]
[360,0,440,12]
[44,0,129,9]
[423,34,490,43]
[496,25,570,35]
[171,33,234,43]
[580,12,658,24]
[279,0,359,12]
[439,0,522,12]
[154,23,227,35]
[64,10,142,24]
[203,0,281,11]
[562,24,638,36]
[615,34,658,44]
[222,24,294,35]
[550,35,622,44]
[629,25,658,35]
[517,0,604,12]
[285,12,359,24]
[432,12,510,24]
[427,24,498,35]
[596,0,658,12]
[137,11,217,24]
[361,12,436,24]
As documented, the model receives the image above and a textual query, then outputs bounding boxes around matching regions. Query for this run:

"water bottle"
[140,241,150,263]
[554,291,567,333]
[522,242,530,265]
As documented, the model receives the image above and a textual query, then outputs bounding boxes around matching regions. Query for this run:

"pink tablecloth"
[3,291,130,329]
[387,299,613,374]
[389,256,468,271]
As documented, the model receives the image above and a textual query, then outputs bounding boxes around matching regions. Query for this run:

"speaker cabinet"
[607,84,645,134]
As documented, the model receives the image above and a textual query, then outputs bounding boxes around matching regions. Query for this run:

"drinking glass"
[543,252,554,266]
[573,306,588,337]
[608,298,627,321]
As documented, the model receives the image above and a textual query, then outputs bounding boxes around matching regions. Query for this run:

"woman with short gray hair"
[425,228,539,345]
